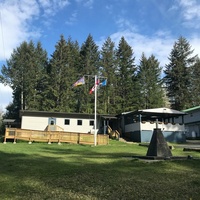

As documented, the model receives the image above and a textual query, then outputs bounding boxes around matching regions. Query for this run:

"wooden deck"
[4,128,109,145]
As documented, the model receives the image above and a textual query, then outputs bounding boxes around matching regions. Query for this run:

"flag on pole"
[89,79,100,94]
[100,79,107,86]
[72,77,85,87]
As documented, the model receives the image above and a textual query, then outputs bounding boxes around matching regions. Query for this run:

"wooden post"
[3,128,8,144]
[13,129,17,144]
[48,132,51,144]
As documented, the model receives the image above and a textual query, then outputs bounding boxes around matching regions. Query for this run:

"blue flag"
[100,79,107,86]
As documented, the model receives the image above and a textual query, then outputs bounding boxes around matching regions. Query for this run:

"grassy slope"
[0,140,200,200]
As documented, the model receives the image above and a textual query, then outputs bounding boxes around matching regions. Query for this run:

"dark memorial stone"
[146,128,172,157]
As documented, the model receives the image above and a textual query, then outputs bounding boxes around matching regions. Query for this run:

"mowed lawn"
[0,140,200,200]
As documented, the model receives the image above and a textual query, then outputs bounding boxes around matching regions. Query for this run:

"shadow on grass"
[0,143,200,199]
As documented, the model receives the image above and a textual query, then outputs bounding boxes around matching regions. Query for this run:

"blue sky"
[1,0,200,111]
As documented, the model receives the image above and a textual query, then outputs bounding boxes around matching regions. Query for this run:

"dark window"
[65,119,70,125]
[124,115,133,125]
[77,120,82,125]
[90,120,94,126]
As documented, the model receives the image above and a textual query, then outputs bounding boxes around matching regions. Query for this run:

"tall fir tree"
[0,40,48,118]
[47,35,78,112]
[65,38,81,112]
[99,37,117,114]
[78,34,100,113]
[190,57,200,106]
[115,37,137,113]
[28,42,49,111]
[164,36,196,110]
[137,53,165,109]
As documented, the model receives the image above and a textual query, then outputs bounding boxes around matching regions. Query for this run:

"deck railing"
[4,128,109,145]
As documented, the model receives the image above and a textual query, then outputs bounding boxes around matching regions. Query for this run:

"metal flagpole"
[94,75,97,146]
[83,74,106,146]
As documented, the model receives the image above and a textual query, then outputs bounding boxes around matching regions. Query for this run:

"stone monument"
[146,121,172,158]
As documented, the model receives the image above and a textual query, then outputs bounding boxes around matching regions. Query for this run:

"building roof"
[138,108,185,115]
[20,110,116,119]
[182,105,200,113]
[122,107,186,119]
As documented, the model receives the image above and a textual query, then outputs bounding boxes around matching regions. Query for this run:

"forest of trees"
[0,34,199,120]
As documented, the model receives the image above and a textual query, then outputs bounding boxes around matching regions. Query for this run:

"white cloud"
[100,28,200,68]
[189,36,200,58]
[115,18,138,32]
[178,0,200,27]
[65,11,78,25]
[75,0,94,9]
[0,0,41,60]
[109,29,174,67]
[0,0,70,61]
[0,0,71,111]
[97,16,174,67]
[0,83,12,111]
[38,0,70,16]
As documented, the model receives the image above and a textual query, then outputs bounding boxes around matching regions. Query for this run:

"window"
[77,120,82,125]
[90,120,94,126]
[65,119,70,125]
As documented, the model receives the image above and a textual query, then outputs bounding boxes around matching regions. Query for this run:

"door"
[48,117,56,125]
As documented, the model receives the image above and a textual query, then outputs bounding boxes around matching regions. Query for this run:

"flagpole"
[94,75,97,146]
[74,74,106,146]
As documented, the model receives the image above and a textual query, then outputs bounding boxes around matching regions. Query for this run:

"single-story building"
[4,107,187,143]
[118,107,186,143]
[181,106,200,139]
[19,110,117,135]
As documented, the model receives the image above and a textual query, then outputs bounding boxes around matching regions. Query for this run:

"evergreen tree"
[78,34,100,113]
[27,42,49,110]
[164,36,196,110]
[190,57,200,106]
[99,37,117,114]
[115,37,137,113]
[47,35,76,112]
[0,41,48,118]
[65,38,81,112]
[137,53,165,109]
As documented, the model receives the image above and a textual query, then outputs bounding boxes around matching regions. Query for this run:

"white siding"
[124,121,185,132]
[21,116,48,131]
[57,117,95,133]
[21,116,96,133]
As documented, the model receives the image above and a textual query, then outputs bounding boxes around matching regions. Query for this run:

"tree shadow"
[0,143,200,199]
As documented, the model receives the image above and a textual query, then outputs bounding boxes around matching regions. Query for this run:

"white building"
[182,106,200,139]
[15,108,187,143]
[20,110,116,134]
[118,107,186,143]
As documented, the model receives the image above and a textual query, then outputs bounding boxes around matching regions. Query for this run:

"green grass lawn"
[0,140,200,200]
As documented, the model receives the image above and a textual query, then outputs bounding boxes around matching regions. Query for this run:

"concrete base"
[131,155,193,161]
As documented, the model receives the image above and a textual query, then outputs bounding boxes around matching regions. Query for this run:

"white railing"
[125,121,185,132]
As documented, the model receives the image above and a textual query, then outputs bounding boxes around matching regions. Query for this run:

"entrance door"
[48,117,56,125]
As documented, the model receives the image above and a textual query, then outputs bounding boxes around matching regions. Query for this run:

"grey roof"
[138,108,185,115]
[20,110,116,119]
[122,107,186,119]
